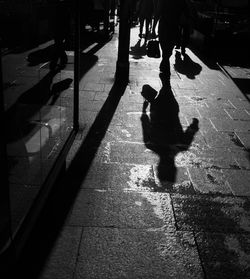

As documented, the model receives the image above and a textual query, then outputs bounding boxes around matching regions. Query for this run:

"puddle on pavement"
[125,165,176,226]
[126,164,157,192]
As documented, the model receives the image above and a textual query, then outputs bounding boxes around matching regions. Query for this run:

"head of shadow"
[174,50,202,79]
[141,82,199,191]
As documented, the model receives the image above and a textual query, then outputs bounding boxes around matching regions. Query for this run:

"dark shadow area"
[129,39,147,59]
[189,28,250,70]
[6,81,127,279]
[80,29,113,52]
[26,45,56,66]
[246,148,250,164]
[213,30,250,68]
[172,194,250,278]
[218,64,250,103]
[5,70,72,144]
[78,52,98,80]
[18,71,59,105]
[5,70,59,141]
[49,78,73,105]
[25,28,110,68]
[234,79,250,102]
[234,79,250,95]
[6,47,99,142]
[141,75,199,191]
[189,30,250,103]
[188,32,219,70]
[174,50,202,79]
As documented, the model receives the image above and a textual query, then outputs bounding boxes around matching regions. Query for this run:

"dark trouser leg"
[181,24,190,54]
[139,18,144,37]
[176,25,182,49]
[158,24,177,78]
[158,40,174,77]
[50,37,67,70]
[145,18,150,41]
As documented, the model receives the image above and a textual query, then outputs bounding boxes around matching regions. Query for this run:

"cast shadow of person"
[130,39,147,59]
[140,76,199,191]
[174,50,202,79]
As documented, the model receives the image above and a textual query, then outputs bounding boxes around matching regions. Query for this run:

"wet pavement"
[10,25,250,279]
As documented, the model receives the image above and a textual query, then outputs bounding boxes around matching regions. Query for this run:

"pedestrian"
[176,0,197,55]
[80,0,93,32]
[92,0,105,32]
[131,0,140,26]
[138,0,154,41]
[151,0,159,38]
[48,0,71,70]
[155,0,190,80]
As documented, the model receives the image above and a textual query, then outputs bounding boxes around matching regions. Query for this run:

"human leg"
[145,18,150,41]
[139,17,144,38]
[158,24,177,78]
[181,24,190,54]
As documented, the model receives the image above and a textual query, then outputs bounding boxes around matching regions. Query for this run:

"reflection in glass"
[1,0,75,236]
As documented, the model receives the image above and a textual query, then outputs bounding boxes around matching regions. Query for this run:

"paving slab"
[79,162,157,191]
[68,189,176,231]
[75,227,204,279]
[172,194,250,234]
[223,169,250,197]
[38,226,82,279]
[195,232,250,279]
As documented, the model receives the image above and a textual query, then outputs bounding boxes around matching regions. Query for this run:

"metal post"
[115,0,131,84]
[74,0,79,131]
[103,0,110,38]
[0,40,12,256]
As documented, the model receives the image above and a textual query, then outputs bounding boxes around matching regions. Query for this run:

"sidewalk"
[12,25,250,279]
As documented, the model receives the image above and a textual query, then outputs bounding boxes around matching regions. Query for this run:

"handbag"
[146,39,161,58]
